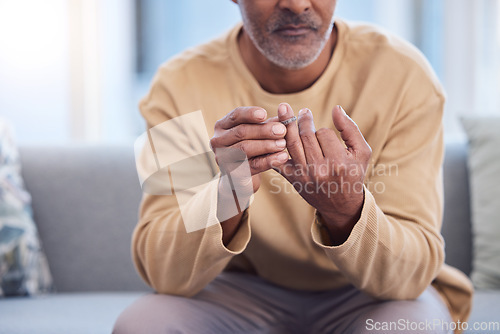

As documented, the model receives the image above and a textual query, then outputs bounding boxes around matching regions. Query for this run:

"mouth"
[274,24,314,37]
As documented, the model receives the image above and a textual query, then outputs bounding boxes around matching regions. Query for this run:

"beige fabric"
[462,117,500,289]
[132,19,473,327]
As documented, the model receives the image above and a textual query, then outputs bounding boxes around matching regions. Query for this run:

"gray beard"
[243,18,335,70]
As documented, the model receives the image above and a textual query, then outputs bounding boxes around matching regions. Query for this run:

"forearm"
[313,89,446,299]
[313,187,444,300]
[318,191,364,246]
[133,182,251,296]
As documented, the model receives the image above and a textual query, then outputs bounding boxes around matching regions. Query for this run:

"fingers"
[332,105,371,155]
[229,139,287,160]
[297,108,324,165]
[216,107,267,130]
[216,137,287,175]
[212,107,290,179]
[248,151,289,174]
[278,103,306,167]
[315,128,345,161]
[264,116,279,123]
[273,160,295,182]
[211,122,286,147]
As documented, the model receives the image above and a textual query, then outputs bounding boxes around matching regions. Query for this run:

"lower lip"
[275,27,311,37]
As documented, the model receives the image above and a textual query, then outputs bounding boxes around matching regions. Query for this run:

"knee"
[113,294,196,334]
[351,289,453,334]
[113,294,158,334]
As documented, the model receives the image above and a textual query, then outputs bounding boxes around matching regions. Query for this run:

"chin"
[270,49,322,70]
[269,57,318,70]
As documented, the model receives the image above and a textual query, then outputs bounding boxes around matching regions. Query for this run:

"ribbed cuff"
[209,178,252,254]
[222,209,252,253]
[311,185,377,254]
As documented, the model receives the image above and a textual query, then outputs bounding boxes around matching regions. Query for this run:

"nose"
[278,0,312,14]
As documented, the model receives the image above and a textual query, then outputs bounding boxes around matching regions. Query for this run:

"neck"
[238,25,337,95]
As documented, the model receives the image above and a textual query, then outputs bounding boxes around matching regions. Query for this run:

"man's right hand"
[210,106,289,193]
[210,107,289,245]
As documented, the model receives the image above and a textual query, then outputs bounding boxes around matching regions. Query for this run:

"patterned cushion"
[0,119,53,297]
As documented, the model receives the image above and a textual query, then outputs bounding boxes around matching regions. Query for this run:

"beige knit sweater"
[133,19,473,325]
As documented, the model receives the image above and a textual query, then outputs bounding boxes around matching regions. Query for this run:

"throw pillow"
[462,117,500,289]
[0,119,53,297]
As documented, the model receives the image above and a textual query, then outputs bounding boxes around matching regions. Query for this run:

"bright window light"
[0,0,66,71]
[498,1,500,45]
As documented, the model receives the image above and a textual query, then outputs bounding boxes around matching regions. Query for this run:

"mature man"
[115,0,473,333]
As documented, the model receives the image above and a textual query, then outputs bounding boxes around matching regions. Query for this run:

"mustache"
[267,12,321,32]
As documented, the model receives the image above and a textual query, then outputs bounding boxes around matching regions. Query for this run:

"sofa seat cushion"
[0,292,144,334]
[465,290,500,333]
[0,290,499,333]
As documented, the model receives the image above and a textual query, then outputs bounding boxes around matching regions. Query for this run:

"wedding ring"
[280,116,297,126]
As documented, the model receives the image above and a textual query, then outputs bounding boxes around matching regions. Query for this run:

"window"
[1,0,498,144]
[134,1,240,83]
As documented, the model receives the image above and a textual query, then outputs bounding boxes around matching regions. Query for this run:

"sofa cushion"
[0,292,144,334]
[19,146,149,292]
[442,142,473,276]
[0,291,496,334]
[462,118,500,289]
[0,120,53,297]
[464,290,500,333]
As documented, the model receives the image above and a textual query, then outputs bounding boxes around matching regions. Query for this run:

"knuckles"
[298,127,316,137]
[231,125,246,140]
[236,141,249,153]
[287,137,302,150]
[315,128,331,138]
[360,144,372,162]
[249,157,261,171]
[209,137,219,150]
[300,132,318,148]
[228,109,238,122]
[214,119,223,130]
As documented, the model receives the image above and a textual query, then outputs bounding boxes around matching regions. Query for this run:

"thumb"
[332,105,368,153]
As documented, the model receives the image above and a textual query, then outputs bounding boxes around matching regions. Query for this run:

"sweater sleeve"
[312,83,446,300]
[131,68,251,296]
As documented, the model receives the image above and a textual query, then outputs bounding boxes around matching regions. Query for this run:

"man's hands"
[210,107,289,245]
[276,103,372,245]
[210,107,289,193]
[211,104,371,246]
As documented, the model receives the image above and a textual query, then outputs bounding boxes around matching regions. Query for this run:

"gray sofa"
[0,143,498,333]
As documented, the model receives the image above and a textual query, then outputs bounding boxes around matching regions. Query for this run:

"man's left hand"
[274,103,372,245]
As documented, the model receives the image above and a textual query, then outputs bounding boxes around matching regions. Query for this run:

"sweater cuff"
[182,176,252,255]
[220,209,252,254]
[311,185,377,254]
[209,177,252,254]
